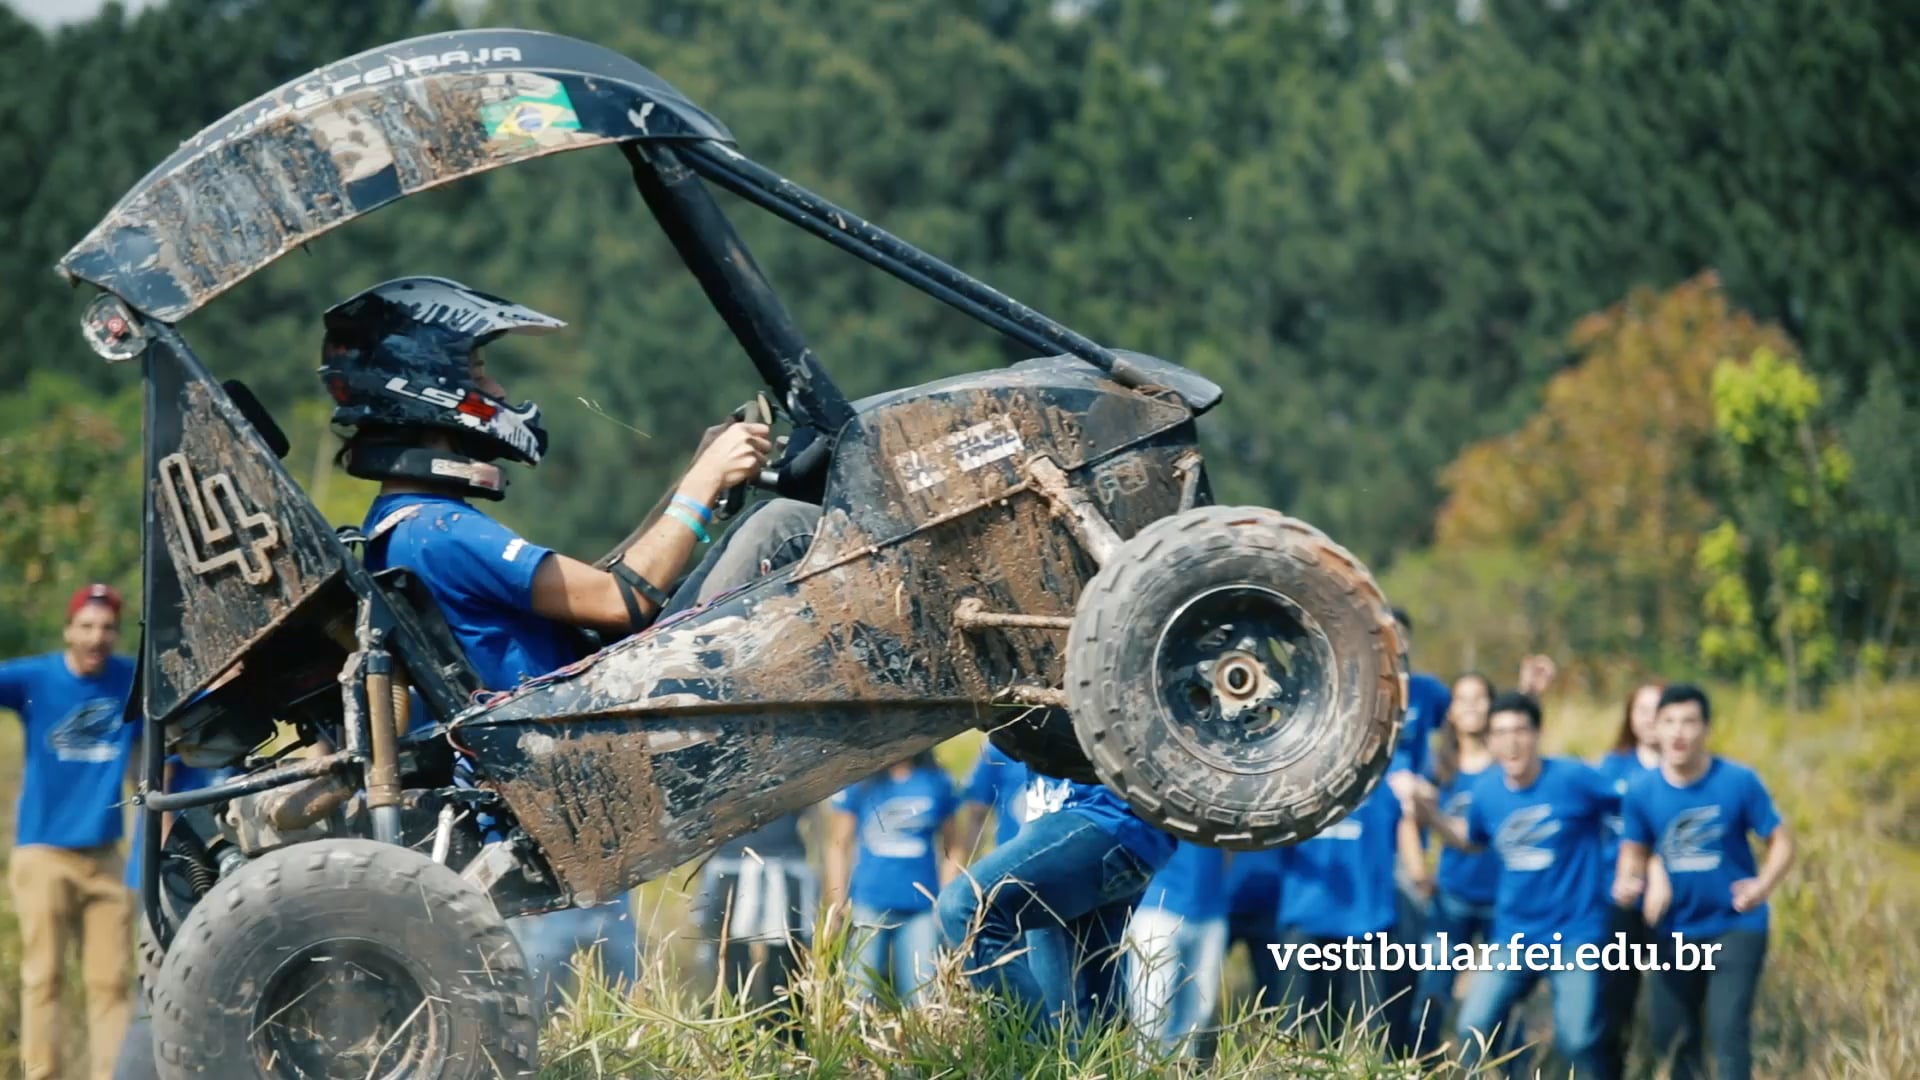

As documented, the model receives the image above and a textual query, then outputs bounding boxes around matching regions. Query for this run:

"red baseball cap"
[67,583,124,622]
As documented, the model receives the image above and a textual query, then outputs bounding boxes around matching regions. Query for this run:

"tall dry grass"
[0,684,1913,1078]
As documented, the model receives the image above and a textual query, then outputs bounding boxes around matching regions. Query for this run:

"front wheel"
[1065,506,1406,849]
[150,839,538,1079]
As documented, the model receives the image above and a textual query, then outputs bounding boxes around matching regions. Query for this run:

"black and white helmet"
[319,276,564,466]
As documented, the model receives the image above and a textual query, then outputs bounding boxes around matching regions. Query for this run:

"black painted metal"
[144,751,359,813]
[623,142,855,434]
[680,142,1145,390]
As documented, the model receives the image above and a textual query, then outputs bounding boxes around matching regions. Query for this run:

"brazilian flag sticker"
[481,82,582,142]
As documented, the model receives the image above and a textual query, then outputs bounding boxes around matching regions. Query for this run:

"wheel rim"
[251,937,443,1080]
[1151,584,1335,775]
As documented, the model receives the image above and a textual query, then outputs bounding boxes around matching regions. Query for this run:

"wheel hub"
[1154,584,1332,773]
[251,939,442,1080]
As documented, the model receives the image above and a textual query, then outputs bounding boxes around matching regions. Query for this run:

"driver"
[319,275,825,1008]
[318,275,823,691]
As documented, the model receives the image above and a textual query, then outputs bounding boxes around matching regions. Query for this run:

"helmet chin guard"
[319,276,564,468]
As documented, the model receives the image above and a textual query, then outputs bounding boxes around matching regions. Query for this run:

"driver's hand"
[680,421,771,504]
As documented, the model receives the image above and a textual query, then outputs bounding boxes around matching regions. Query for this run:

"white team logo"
[1495,804,1559,871]
[1023,777,1072,822]
[48,699,125,763]
[1320,819,1364,841]
[862,795,938,859]
[1659,806,1725,873]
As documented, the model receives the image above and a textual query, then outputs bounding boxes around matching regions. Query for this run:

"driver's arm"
[529,422,771,633]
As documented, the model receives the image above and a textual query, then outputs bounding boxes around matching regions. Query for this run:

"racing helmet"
[319,276,563,472]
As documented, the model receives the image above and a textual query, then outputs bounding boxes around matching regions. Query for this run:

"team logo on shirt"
[1023,777,1072,821]
[1495,804,1559,871]
[1658,806,1725,873]
[157,452,280,586]
[1444,790,1472,818]
[1320,819,1364,840]
[47,698,125,763]
[862,795,938,859]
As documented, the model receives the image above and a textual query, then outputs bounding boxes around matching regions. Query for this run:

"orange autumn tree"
[1429,272,1798,682]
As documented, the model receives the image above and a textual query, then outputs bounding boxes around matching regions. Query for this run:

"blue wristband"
[666,505,711,543]
[672,494,714,523]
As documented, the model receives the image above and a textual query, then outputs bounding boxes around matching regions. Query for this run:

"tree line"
[1,0,1913,697]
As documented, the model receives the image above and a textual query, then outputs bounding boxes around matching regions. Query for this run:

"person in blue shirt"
[1592,679,1665,1078]
[956,741,1028,855]
[1413,691,1618,1079]
[1406,673,1523,1073]
[1123,841,1229,1057]
[319,277,815,1009]
[1613,684,1793,1080]
[2,583,140,1080]
[825,751,963,1006]
[1271,777,1424,1053]
[935,769,1176,1033]
[1223,847,1287,1008]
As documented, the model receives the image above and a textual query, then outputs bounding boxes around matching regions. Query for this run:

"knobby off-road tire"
[1066,505,1407,849]
[985,707,1101,785]
[150,838,538,1080]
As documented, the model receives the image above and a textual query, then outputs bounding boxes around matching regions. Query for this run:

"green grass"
[1,686,1915,1078]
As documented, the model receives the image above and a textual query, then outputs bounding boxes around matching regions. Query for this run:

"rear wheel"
[150,838,537,1079]
[1065,506,1406,849]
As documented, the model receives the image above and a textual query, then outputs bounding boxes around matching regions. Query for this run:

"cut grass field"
[1,683,1915,1078]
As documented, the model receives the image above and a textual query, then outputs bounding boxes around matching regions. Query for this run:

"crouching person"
[935,770,1175,1033]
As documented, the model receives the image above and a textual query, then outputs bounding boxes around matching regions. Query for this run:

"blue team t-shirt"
[1430,760,1503,906]
[1227,847,1285,920]
[961,743,1029,848]
[832,766,960,914]
[1390,672,1453,778]
[0,653,139,850]
[363,494,581,692]
[1465,756,1618,947]
[1278,779,1403,938]
[1623,757,1782,940]
[1019,772,1176,873]
[1596,749,1658,895]
[1139,840,1230,921]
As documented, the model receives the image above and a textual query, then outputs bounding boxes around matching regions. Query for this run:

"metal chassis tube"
[676,141,1148,392]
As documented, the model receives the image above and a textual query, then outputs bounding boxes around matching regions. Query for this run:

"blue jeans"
[850,905,940,1006]
[935,810,1156,1030]
[511,894,641,1015]
[1411,890,1529,1073]
[1457,957,1603,1078]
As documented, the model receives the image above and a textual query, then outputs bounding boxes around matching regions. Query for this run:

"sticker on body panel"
[891,417,1025,495]
[480,75,582,147]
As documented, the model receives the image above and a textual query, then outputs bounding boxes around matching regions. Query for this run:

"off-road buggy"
[57,27,1408,1079]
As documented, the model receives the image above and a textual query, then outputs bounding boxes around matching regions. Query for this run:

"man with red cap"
[1,583,140,1080]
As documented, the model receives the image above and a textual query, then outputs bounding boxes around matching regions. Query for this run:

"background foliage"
[1,0,1914,682]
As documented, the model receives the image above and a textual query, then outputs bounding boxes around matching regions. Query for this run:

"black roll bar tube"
[622,142,855,435]
[677,142,1149,393]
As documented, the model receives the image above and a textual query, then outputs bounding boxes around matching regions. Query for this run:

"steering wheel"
[713,391,797,522]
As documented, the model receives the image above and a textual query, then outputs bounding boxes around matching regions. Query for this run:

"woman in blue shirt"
[1593,679,1664,1078]
[827,751,963,1006]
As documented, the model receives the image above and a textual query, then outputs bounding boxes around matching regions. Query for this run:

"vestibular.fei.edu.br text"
[1267,933,1722,974]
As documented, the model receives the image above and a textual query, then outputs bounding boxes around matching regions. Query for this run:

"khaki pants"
[9,844,132,1080]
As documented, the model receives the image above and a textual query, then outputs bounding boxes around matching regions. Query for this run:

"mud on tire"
[1065,505,1406,849]
[150,838,537,1079]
